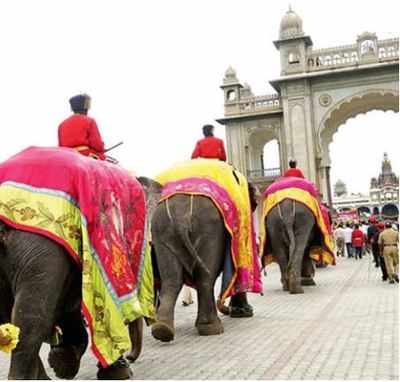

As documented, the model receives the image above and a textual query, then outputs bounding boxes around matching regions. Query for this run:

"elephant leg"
[8,288,56,379]
[0,274,13,324]
[301,255,316,286]
[37,357,50,380]
[196,280,223,336]
[126,317,143,363]
[288,227,314,295]
[151,243,183,342]
[7,238,74,379]
[195,233,224,336]
[48,308,88,379]
[269,242,289,291]
[230,292,253,318]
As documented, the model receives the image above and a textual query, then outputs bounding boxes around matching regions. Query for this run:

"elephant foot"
[282,281,289,291]
[196,319,224,336]
[301,277,316,286]
[48,345,82,379]
[288,277,304,294]
[151,321,175,342]
[97,357,132,380]
[289,284,304,294]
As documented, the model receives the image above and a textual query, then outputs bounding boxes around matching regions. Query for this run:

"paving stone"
[0,257,398,379]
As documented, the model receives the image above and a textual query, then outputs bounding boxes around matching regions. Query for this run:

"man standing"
[367,216,380,268]
[343,222,353,258]
[191,125,227,161]
[351,224,364,260]
[334,223,345,257]
[378,221,399,284]
[283,159,305,178]
[58,94,106,160]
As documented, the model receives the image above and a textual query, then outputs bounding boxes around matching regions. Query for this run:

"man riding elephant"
[146,159,262,342]
[58,94,106,160]
[0,147,155,379]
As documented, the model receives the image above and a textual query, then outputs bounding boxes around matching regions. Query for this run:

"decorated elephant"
[0,147,156,379]
[259,177,335,294]
[0,220,149,379]
[140,159,263,342]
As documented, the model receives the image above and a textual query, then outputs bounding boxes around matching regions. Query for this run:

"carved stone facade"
[217,7,399,202]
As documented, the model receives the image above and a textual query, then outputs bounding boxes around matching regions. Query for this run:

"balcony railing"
[306,37,399,72]
[247,167,282,179]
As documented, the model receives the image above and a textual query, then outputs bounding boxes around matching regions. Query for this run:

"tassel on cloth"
[0,324,20,353]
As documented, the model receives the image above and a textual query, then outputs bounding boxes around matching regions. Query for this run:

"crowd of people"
[333,217,399,284]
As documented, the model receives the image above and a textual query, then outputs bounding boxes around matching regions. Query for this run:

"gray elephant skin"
[263,199,321,294]
[149,192,253,343]
[0,219,145,380]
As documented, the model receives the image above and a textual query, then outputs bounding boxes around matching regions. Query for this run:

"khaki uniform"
[378,228,399,281]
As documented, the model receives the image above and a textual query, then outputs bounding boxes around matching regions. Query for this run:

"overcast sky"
[0,0,398,194]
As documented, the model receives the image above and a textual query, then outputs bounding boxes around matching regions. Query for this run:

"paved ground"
[0,254,398,380]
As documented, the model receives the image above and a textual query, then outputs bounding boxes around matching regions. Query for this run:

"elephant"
[0,219,145,379]
[263,199,320,294]
[0,177,159,380]
[147,188,255,343]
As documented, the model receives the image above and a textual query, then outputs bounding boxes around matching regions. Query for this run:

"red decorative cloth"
[191,136,227,161]
[283,168,305,178]
[58,114,105,159]
[0,146,154,366]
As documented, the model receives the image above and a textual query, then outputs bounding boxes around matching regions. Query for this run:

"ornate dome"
[224,66,237,78]
[279,6,304,40]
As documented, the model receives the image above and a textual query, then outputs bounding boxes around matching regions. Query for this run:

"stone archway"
[247,125,282,178]
[317,89,399,204]
[319,89,398,166]
[381,203,399,219]
[358,206,371,215]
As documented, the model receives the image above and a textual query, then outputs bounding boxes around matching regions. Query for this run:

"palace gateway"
[217,7,399,207]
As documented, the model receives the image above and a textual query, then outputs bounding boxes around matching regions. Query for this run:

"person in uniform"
[191,125,227,161]
[283,159,305,178]
[58,94,106,160]
[378,221,399,284]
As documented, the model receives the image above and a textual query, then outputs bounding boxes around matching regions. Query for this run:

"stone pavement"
[0,254,398,379]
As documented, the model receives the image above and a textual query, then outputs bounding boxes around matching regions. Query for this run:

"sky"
[0,0,398,194]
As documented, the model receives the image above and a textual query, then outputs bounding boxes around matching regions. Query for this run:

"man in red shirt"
[352,223,365,260]
[58,94,106,160]
[191,125,227,161]
[283,159,305,178]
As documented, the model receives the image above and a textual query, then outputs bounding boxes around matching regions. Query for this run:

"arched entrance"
[318,90,399,205]
[358,206,371,215]
[381,203,399,219]
[247,126,282,181]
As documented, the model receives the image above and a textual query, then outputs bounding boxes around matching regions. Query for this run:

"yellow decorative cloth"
[155,159,262,302]
[259,187,335,266]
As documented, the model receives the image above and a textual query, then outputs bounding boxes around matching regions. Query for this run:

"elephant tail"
[163,198,210,277]
[280,200,296,273]
[175,223,210,277]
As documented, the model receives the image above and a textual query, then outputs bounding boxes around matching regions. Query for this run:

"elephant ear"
[137,177,163,219]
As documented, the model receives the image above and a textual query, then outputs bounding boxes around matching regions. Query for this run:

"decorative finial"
[288,4,292,12]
